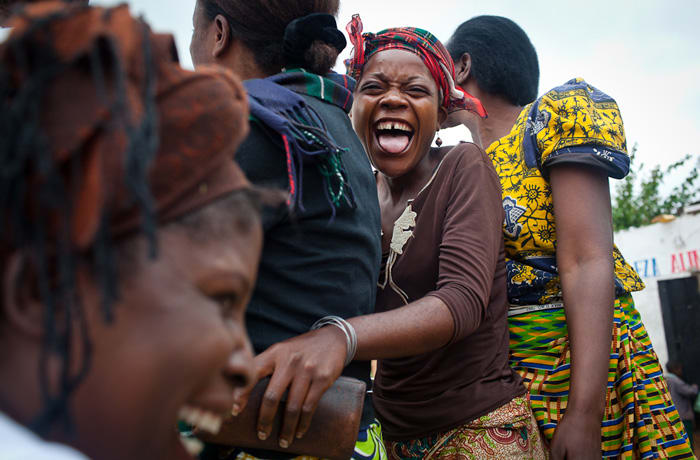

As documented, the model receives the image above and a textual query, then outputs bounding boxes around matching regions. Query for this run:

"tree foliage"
[612,144,700,231]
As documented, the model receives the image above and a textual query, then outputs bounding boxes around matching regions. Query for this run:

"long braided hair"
[0,3,159,434]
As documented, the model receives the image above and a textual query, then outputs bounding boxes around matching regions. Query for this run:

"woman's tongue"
[377,132,410,154]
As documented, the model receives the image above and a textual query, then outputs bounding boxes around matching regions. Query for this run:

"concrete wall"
[614,213,700,367]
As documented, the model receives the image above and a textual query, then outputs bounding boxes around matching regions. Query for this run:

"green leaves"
[612,144,699,231]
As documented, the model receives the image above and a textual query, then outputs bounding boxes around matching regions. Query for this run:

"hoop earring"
[435,131,443,147]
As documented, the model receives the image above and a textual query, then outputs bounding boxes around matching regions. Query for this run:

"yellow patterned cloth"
[486,78,644,306]
[489,79,694,458]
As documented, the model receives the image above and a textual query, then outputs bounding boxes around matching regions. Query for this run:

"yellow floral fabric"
[486,78,644,305]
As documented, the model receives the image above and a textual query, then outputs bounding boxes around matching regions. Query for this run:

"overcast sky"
[91,0,699,187]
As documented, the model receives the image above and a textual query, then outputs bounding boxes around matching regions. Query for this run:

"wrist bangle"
[310,315,357,367]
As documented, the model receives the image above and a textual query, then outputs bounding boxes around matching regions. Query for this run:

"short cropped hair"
[447,15,539,106]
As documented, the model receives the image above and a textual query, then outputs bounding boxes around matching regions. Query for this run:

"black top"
[237,93,382,430]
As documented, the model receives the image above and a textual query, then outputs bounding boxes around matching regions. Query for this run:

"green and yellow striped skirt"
[509,294,695,459]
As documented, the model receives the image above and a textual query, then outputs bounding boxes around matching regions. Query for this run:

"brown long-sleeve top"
[373,143,525,441]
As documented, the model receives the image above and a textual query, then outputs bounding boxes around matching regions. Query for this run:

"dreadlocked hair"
[0,4,159,435]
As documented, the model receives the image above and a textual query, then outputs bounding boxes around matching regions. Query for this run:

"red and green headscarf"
[345,14,487,117]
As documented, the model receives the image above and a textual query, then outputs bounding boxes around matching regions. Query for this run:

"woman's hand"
[231,326,347,449]
[550,410,602,459]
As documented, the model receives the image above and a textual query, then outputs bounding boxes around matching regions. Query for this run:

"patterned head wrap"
[345,14,487,117]
[1,1,250,432]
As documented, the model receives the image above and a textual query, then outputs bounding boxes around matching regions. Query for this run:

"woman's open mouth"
[178,404,224,435]
[177,403,226,457]
[374,120,414,154]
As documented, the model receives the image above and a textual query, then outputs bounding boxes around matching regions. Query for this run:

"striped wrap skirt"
[508,294,695,458]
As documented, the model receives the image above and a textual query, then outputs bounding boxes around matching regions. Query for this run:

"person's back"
[667,372,698,421]
[238,91,381,425]
[189,1,383,458]
[666,362,698,451]
[445,14,695,459]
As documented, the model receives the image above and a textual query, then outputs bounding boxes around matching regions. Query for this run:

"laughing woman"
[0,4,261,459]
[343,18,547,459]
[231,16,547,460]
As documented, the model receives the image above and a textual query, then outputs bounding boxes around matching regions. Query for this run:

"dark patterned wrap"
[244,69,357,216]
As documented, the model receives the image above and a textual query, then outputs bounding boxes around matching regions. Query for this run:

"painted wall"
[614,213,700,367]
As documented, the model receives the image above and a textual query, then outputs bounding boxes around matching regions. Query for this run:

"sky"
[90,0,700,189]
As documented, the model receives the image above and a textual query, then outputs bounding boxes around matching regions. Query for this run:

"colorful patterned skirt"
[509,294,695,459]
[385,395,546,459]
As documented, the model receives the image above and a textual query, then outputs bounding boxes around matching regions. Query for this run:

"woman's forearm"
[349,296,455,360]
[559,257,614,416]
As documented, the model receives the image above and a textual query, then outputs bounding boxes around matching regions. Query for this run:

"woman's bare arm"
[549,163,615,460]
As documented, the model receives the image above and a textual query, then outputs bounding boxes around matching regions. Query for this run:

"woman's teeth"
[178,405,223,435]
[179,437,204,456]
[376,120,412,132]
[375,120,413,154]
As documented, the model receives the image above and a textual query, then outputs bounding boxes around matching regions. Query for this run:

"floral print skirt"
[385,395,546,460]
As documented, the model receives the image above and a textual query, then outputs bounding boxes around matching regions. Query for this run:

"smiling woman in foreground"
[0,4,261,459]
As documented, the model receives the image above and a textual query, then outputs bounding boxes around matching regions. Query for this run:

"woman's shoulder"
[537,77,625,135]
[528,78,630,179]
[421,143,500,200]
[437,142,498,179]
[438,142,491,166]
[540,78,618,105]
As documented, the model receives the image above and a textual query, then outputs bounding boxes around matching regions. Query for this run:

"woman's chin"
[370,145,426,179]
[372,161,412,179]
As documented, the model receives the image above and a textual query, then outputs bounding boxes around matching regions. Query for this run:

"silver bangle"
[310,315,357,367]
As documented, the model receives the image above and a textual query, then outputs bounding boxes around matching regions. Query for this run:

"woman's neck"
[218,42,271,80]
[461,94,524,150]
[380,148,440,205]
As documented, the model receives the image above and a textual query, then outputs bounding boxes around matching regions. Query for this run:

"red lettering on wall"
[671,254,682,273]
[681,252,687,271]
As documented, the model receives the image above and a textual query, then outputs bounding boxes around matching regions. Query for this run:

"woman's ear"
[212,13,232,58]
[2,253,44,338]
[454,53,472,87]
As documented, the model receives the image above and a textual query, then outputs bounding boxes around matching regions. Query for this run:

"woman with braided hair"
[190,1,384,459]
[0,3,263,459]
